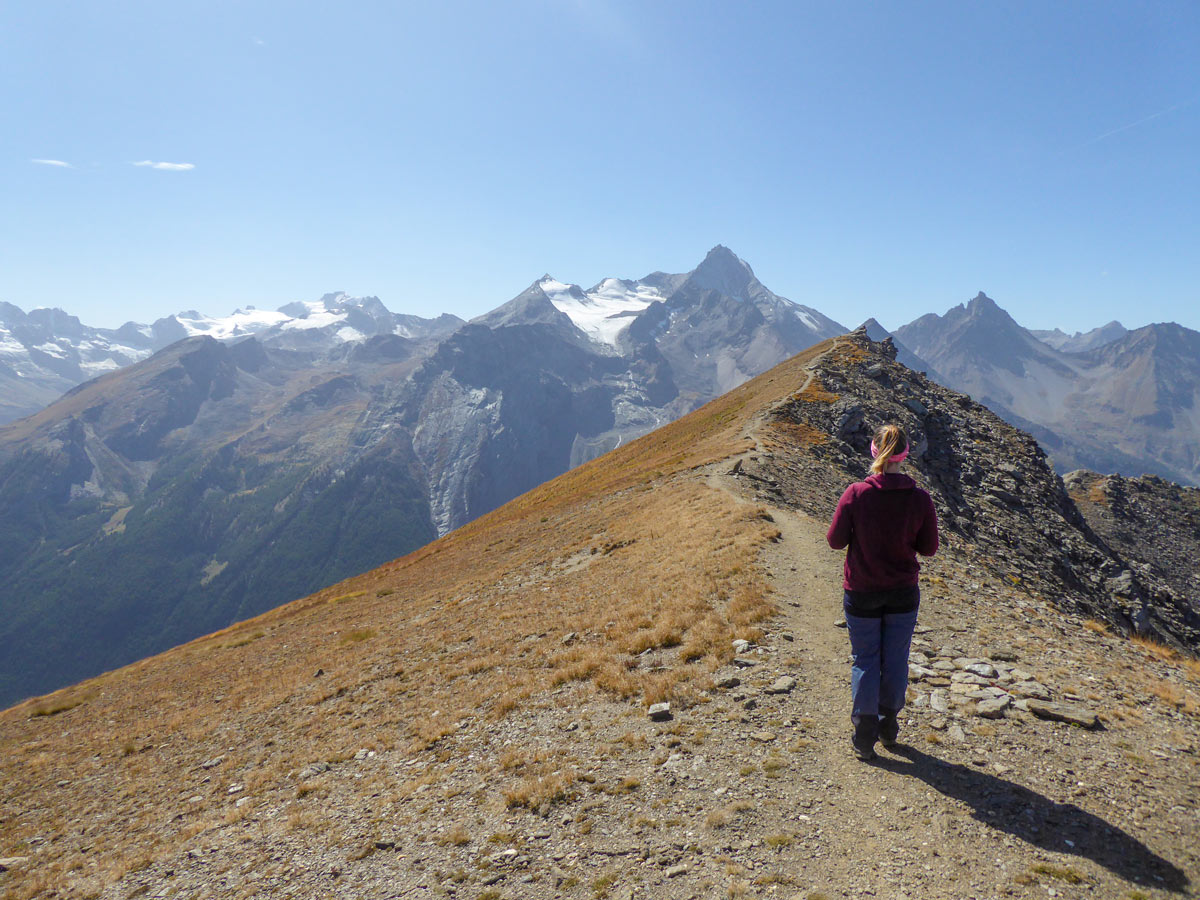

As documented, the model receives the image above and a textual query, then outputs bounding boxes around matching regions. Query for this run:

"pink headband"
[871,440,910,463]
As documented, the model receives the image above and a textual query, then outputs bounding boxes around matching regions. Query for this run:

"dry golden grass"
[797,377,838,404]
[1131,633,1178,661]
[761,420,828,452]
[0,342,834,894]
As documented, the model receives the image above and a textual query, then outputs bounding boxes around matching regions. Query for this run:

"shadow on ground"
[872,745,1190,893]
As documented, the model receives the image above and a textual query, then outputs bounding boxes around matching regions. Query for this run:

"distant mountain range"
[0,294,463,424]
[3,251,1199,706]
[891,293,1200,485]
[0,246,846,705]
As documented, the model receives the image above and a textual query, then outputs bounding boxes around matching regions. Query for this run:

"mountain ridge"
[1,329,1195,899]
[0,247,847,707]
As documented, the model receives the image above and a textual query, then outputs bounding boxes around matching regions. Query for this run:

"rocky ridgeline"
[750,328,1199,652]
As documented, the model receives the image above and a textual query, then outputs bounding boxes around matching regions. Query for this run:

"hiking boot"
[879,714,900,748]
[852,740,877,761]
[852,716,879,760]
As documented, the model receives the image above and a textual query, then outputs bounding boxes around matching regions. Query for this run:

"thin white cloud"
[1080,98,1198,148]
[32,158,72,168]
[133,160,195,171]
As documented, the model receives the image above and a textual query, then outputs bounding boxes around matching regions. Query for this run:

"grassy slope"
[0,340,831,898]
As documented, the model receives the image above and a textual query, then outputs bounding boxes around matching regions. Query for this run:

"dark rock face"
[753,328,1199,652]
[400,324,622,533]
[1065,470,1200,624]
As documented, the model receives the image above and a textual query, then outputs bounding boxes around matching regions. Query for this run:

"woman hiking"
[826,424,939,760]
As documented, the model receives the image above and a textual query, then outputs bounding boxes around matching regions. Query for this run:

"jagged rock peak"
[689,245,758,298]
[966,292,1002,313]
[858,318,893,342]
[846,323,898,360]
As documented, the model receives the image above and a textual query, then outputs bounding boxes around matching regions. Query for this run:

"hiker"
[826,423,939,760]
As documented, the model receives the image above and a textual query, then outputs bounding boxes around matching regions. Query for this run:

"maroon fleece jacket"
[826,472,939,592]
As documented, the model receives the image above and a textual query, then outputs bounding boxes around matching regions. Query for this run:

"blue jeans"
[844,597,919,726]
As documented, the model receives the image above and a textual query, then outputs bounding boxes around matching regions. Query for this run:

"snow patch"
[80,358,124,376]
[540,276,661,347]
[177,308,291,339]
[34,342,69,358]
[279,306,347,331]
[0,329,25,356]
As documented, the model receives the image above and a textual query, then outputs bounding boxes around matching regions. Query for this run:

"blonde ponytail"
[869,424,909,475]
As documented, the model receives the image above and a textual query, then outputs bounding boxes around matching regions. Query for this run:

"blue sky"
[4,1,1198,333]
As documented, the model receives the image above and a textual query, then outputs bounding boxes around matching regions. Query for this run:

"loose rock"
[1010,681,1051,701]
[764,676,797,694]
[976,696,1012,718]
[1026,700,1099,729]
[648,702,672,721]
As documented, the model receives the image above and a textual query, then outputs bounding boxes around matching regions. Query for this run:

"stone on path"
[665,864,688,878]
[732,657,758,668]
[947,725,967,742]
[764,676,797,695]
[930,690,950,714]
[950,672,991,685]
[1010,681,1051,701]
[976,695,1012,718]
[648,702,672,721]
[715,675,741,689]
[751,731,777,742]
[834,618,847,628]
[1026,700,1099,729]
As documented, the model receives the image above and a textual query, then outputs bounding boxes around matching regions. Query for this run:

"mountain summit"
[687,244,760,299]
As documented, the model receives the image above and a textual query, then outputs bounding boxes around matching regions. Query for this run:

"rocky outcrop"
[1065,470,1200,618]
[752,328,1200,651]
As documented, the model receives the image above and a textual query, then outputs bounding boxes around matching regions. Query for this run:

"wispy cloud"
[1079,98,1197,148]
[32,158,72,168]
[133,160,195,171]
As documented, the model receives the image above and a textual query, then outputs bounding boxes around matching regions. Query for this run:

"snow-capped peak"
[538,276,662,347]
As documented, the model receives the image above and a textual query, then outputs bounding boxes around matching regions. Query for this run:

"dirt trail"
[707,465,967,898]
[694,340,1195,898]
